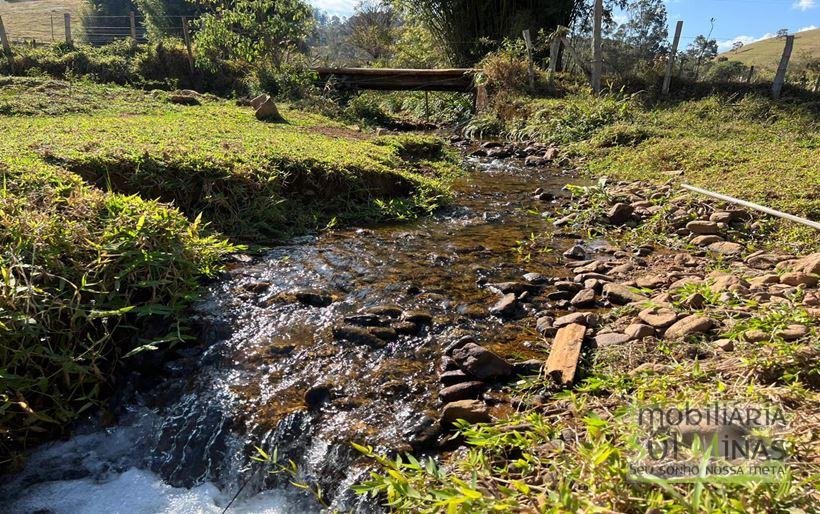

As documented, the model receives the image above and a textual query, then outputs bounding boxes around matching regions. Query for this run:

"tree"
[348,1,397,62]
[614,0,669,59]
[194,0,314,67]
[392,0,577,66]
[776,28,789,39]
[687,35,717,60]
[134,0,208,39]
[81,0,139,44]
[731,40,744,53]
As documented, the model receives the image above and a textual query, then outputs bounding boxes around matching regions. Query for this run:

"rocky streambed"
[4,139,818,513]
[2,145,583,512]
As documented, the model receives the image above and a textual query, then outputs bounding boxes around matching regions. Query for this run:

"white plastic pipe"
[682,184,820,231]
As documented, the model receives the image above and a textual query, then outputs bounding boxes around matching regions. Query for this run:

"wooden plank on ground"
[545,323,586,386]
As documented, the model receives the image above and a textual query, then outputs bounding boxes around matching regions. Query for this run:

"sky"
[308,0,820,53]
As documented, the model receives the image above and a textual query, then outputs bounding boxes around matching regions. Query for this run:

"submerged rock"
[451,343,513,380]
[294,290,333,307]
[332,326,386,348]
[489,293,518,318]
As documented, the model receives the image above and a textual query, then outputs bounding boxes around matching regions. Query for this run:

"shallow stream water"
[3,156,580,513]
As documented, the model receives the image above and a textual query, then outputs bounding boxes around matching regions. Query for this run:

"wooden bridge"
[313,67,478,92]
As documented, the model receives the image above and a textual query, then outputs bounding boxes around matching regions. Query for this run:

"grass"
[0,76,459,467]
[349,84,819,513]
[0,0,83,43]
[471,90,820,249]
[354,292,819,513]
[719,28,820,76]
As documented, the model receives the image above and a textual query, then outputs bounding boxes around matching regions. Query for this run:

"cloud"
[793,0,816,11]
[717,33,774,53]
[797,25,818,32]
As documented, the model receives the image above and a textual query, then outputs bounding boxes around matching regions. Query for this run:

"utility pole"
[694,17,715,81]
[591,0,603,94]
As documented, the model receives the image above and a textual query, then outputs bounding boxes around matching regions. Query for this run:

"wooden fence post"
[523,29,535,90]
[662,20,683,95]
[64,13,72,45]
[560,36,591,80]
[181,16,195,73]
[129,11,137,41]
[50,14,55,42]
[591,0,603,93]
[0,15,12,73]
[746,65,755,84]
[772,35,793,99]
[548,36,560,83]
[0,16,11,57]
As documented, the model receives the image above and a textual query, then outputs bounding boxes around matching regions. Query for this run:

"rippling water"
[3,157,578,513]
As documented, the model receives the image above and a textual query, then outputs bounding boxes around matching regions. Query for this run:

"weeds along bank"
[465,78,819,249]
[0,76,459,467]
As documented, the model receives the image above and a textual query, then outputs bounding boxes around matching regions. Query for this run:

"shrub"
[703,60,750,82]
[345,93,393,126]
[0,164,236,463]
[5,40,250,97]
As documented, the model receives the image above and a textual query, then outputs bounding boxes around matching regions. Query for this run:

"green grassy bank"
[468,88,819,250]
[0,76,458,467]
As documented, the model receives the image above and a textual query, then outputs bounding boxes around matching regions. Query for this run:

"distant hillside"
[720,28,820,75]
[0,0,84,43]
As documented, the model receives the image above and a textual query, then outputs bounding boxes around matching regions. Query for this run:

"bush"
[0,164,236,463]
[4,40,250,97]
[345,93,393,126]
[254,55,317,100]
[703,60,749,82]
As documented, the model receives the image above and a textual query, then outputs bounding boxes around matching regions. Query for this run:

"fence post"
[181,17,195,73]
[548,36,560,83]
[129,11,137,41]
[746,65,755,84]
[662,20,683,95]
[64,13,72,45]
[591,0,603,93]
[51,14,55,42]
[0,16,11,56]
[522,29,535,90]
[813,75,820,93]
[561,36,590,80]
[772,35,793,99]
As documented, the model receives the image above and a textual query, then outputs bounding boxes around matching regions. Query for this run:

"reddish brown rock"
[545,323,586,385]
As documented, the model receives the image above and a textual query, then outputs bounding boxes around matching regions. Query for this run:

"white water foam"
[6,467,314,514]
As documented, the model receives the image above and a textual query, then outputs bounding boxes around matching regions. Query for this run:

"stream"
[2,154,580,513]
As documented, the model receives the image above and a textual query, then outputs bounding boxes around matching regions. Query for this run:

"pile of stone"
[436,337,518,426]
[527,181,819,388]
[331,304,434,349]
[554,181,766,257]
[467,141,566,167]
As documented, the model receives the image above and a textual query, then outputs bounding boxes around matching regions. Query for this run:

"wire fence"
[0,13,191,46]
[0,12,817,94]
[558,32,819,94]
